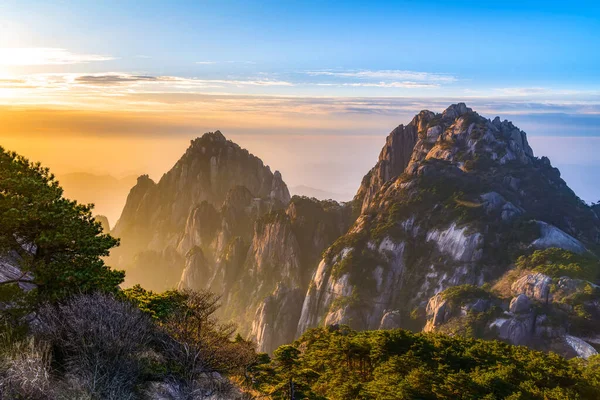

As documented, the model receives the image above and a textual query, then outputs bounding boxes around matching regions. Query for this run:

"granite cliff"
[111,105,600,357]
[297,103,600,357]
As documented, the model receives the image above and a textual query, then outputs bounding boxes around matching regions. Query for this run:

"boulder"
[511,273,553,303]
[490,314,535,346]
[379,310,403,330]
[509,294,531,314]
[564,335,598,360]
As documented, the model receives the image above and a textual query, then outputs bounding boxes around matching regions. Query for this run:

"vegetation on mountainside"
[0,149,256,399]
[252,326,600,399]
[441,284,492,305]
[1,291,257,399]
[515,248,600,281]
[430,250,600,342]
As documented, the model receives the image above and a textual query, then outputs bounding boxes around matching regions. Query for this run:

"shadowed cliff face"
[296,103,600,359]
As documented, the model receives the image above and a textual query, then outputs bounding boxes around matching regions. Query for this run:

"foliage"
[1,290,259,399]
[155,289,257,384]
[253,327,600,399]
[122,284,187,321]
[0,147,123,306]
[442,284,492,306]
[516,248,600,281]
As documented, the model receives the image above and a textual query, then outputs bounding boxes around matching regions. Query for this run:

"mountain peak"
[203,130,227,142]
[112,131,291,263]
[441,102,472,119]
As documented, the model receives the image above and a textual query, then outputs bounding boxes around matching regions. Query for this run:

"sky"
[1,0,599,210]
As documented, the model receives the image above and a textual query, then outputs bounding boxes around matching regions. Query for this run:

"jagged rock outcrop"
[178,247,211,290]
[509,293,531,313]
[228,197,353,352]
[110,132,291,289]
[422,265,600,359]
[511,273,553,303]
[0,252,35,291]
[250,284,305,353]
[354,123,419,213]
[297,103,600,345]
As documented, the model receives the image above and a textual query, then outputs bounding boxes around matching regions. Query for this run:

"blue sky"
[2,0,599,90]
[0,0,599,203]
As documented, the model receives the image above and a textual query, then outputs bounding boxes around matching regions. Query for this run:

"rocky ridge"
[110,132,291,290]
[296,103,600,357]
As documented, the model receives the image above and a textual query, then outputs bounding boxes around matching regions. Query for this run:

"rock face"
[111,131,291,280]
[110,132,351,353]
[511,273,553,303]
[422,267,600,358]
[297,103,600,342]
[509,294,531,314]
[354,123,419,213]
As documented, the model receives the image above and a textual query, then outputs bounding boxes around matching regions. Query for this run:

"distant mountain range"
[289,185,352,202]
[57,172,138,227]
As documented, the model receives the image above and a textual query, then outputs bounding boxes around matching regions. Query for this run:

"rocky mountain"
[110,131,353,353]
[110,131,291,290]
[111,105,600,357]
[296,103,600,357]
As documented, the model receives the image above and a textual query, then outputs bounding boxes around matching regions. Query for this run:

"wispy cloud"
[75,74,160,85]
[492,87,550,96]
[0,72,294,97]
[307,69,457,83]
[0,48,115,66]
[195,60,256,65]
[340,81,439,88]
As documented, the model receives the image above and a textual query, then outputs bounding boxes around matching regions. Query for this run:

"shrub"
[36,292,154,400]
[122,284,187,321]
[516,248,600,281]
[157,290,257,385]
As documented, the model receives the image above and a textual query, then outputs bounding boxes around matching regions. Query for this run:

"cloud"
[492,87,550,96]
[195,61,217,65]
[0,48,115,66]
[341,81,439,88]
[0,78,31,88]
[75,75,160,85]
[307,69,457,83]
[0,72,295,101]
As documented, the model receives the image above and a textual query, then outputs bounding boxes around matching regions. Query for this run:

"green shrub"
[441,284,492,306]
[516,248,600,281]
